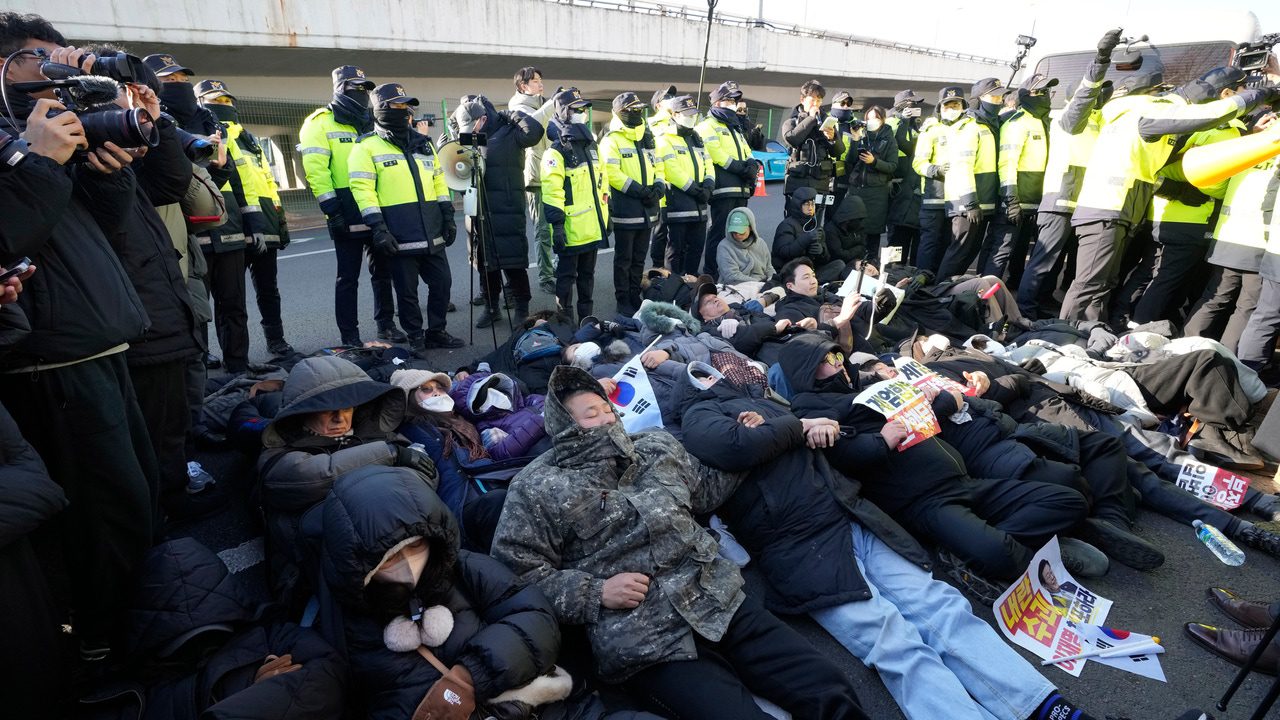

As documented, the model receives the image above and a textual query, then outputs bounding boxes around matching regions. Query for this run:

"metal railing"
[545,0,1007,65]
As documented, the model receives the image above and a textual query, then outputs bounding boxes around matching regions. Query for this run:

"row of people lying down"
[239,293,1280,719]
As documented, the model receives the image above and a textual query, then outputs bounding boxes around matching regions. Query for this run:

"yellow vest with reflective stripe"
[600,123,662,228]
[1151,120,1244,225]
[298,107,361,202]
[348,134,452,253]
[997,110,1048,208]
[542,137,610,250]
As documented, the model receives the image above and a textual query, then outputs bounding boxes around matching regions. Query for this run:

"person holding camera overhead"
[0,12,160,665]
[196,78,296,360]
[349,83,465,358]
[299,65,402,347]
[541,87,609,324]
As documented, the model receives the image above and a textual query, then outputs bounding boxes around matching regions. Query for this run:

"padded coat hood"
[262,356,405,449]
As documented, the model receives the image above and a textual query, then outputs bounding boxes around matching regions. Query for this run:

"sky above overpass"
[662,0,1279,60]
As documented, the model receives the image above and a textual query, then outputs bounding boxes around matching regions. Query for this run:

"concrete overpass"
[23,0,1006,110]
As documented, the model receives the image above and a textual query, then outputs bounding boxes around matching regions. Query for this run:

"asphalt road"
[192,184,1280,720]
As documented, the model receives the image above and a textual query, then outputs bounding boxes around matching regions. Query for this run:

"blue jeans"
[810,523,1053,720]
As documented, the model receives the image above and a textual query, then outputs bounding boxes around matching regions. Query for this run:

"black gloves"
[552,223,567,253]
[807,229,826,258]
[642,183,664,207]
[1096,28,1123,64]
[325,212,346,238]
[927,163,949,181]
[962,207,982,225]
[371,225,399,255]
[394,445,439,484]
[1005,200,1024,226]
[439,201,456,247]
[622,181,647,199]
[277,210,291,249]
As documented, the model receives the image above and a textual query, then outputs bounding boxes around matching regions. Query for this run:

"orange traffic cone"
[1184,126,1280,188]
[753,168,767,197]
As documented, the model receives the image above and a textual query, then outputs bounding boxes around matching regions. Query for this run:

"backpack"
[513,327,563,365]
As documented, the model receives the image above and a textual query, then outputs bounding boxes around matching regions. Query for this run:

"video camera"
[0,129,30,170]
[1235,33,1279,88]
[2,48,158,160]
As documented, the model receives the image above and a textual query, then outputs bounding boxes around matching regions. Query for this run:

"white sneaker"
[709,514,751,567]
[186,461,216,494]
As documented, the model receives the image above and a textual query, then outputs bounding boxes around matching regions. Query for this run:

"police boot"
[512,301,530,329]
[475,305,500,329]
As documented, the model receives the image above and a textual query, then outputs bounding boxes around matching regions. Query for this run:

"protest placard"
[1174,461,1250,510]
[994,537,1114,677]
[852,379,940,451]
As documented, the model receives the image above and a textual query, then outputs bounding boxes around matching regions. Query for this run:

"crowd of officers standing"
[186,27,1280,375]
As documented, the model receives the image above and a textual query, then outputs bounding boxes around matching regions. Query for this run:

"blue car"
[752,139,788,181]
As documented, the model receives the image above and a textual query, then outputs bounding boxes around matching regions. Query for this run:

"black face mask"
[830,107,854,123]
[814,372,852,393]
[332,92,374,133]
[158,81,200,127]
[839,219,864,236]
[363,577,415,617]
[205,102,239,124]
[619,109,645,128]
[341,88,371,107]
[978,100,1002,118]
[374,107,412,130]
[710,106,741,128]
[1021,94,1052,119]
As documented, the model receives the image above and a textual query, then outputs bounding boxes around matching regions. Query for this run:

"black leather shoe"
[1207,587,1276,628]
[376,326,408,343]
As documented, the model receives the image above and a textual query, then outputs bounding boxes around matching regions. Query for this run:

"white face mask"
[940,107,963,123]
[373,542,429,588]
[418,394,454,413]
[481,390,513,413]
[675,113,697,128]
[865,118,883,132]
[570,111,589,125]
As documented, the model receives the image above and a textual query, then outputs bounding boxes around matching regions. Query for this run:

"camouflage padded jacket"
[491,366,745,681]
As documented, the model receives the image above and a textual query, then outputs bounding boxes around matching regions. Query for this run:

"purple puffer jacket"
[449,371,547,461]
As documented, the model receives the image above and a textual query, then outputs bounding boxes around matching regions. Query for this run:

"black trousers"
[667,220,708,276]
[184,353,205,455]
[1021,430,1136,528]
[555,249,598,323]
[915,206,950,274]
[1185,266,1262,353]
[0,353,158,647]
[886,224,919,267]
[649,220,669,269]
[391,252,453,338]
[1017,212,1075,319]
[1059,219,1130,322]
[705,196,748,278]
[333,232,394,340]
[0,536,65,719]
[901,477,1087,580]
[202,249,249,372]
[980,212,1037,291]
[481,267,532,308]
[246,247,285,342]
[1129,348,1253,430]
[937,213,988,279]
[1131,222,1211,324]
[130,358,193,508]
[613,227,651,316]
[621,594,868,720]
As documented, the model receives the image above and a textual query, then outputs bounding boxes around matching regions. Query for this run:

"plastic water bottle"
[1193,520,1246,566]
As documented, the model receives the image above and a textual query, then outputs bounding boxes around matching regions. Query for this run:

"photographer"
[845,106,899,249]
[0,12,159,664]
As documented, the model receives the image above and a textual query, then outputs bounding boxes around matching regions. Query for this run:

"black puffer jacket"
[111,123,202,367]
[679,380,930,614]
[319,466,561,719]
[476,98,544,270]
[0,149,148,369]
[780,105,838,193]
[0,401,66,551]
[778,333,969,514]
[111,538,347,720]
[771,185,824,268]
[845,124,898,235]
[823,193,869,264]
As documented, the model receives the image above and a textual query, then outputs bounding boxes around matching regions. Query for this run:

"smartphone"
[0,257,31,282]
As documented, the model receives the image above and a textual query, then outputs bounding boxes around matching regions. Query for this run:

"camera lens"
[78,107,159,151]
[174,127,215,164]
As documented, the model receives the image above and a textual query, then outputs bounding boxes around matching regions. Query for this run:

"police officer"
[197,79,298,361]
[981,74,1056,289]
[1184,113,1279,352]
[781,80,839,197]
[349,83,464,356]
[647,84,679,269]
[936,79,1001,279]
[886,89,926,264]
[542,88,610,323]
[912,87,962,275]
[1017,30,1121,319]
[1131,68,1250,325]
[300,65,401,346]
[698,80,757,277]
[656,95,715,275]
[600,92,664,316]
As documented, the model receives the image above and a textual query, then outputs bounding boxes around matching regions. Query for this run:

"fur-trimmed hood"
[639,301,701,335]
